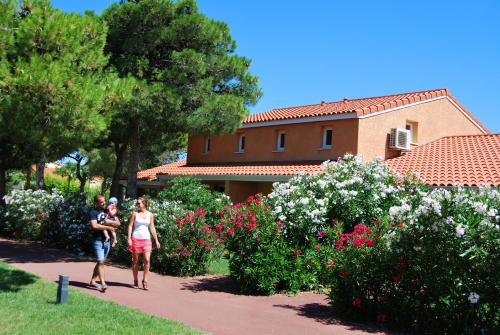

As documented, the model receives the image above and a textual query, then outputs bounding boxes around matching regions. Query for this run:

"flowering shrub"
[328,187,500,333]
[266,154,418,290]
[114,198,224,276]
[158,176,231,226]
[269,154,416,246]
[222,195,291,294]
[44,192,92,253]
[2,189,64,239]
[161,208,224,276]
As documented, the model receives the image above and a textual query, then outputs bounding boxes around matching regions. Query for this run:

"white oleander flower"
[468,292,480,304]
[456,224,465,238]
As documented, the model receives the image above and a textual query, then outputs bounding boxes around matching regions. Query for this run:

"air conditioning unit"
[389,128,411,150]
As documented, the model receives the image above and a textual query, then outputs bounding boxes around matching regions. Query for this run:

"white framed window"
[276,131,285,151]
[203,137,211,154]
[322,128,332,149]
[238,134,245,152]
[405,121,418,144]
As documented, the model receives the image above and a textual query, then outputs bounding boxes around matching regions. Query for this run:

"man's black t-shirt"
[90,208,107,241]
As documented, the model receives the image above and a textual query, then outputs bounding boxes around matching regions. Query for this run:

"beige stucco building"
[133,88,490,202]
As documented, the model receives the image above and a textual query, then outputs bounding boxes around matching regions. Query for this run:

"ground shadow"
[0,238,88,264]
[0,267,37,292]
[273,303,388,334]
[180,275,241,294]
[68,280,135,290]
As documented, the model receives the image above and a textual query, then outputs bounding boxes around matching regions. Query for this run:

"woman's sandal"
[142,280,149,291]
[133,280,139,289]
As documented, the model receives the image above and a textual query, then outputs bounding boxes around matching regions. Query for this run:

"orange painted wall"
[357,98,485,161]
[225,181,274,203]
[187,119,359,164]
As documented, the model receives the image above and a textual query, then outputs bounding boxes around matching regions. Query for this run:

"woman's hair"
[137,197,149,209]
[94,194,105,206]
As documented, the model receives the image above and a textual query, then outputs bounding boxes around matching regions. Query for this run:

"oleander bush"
[326,187,500,333]
[222,195,291,294]
[1,189,64,239]
[158,177,231,226]
[114,198,224,276]
[44,192,93,254]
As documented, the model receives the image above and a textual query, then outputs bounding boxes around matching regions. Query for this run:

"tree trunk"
[100,178,107,195]
[24,168,32,190]
[36,161,45,190]
[0,166,6,206]
[110,142,128,198]
[126,123,140,199]
[75,158,86,193]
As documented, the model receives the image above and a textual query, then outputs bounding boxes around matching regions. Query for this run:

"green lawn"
[0,261,203,335]
[207,257,229,275]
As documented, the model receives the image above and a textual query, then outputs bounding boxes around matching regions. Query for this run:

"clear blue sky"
[52,0,500,132]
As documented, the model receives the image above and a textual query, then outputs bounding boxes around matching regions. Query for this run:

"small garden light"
[57,275,69,304]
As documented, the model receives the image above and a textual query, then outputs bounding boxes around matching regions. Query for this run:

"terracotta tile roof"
[138,160,323,181]
[243,88,488,133]
[386,134,500,187]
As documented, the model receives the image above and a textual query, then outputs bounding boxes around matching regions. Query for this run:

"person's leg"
[98,241,110,291]
[103,229,110,242]
[111,231,117,247]
[132,253,139,287]
[142,251,151,290]
[90,240,103,287]
[97,260,106,287]
[91,262,99,284]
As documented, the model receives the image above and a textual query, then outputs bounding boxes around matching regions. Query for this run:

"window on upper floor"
[405,121,419,144]
[237,134,245,152]
[203,136,211,154]
[322,128,333,149]
[276,131,285,151]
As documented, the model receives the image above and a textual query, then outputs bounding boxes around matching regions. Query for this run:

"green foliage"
[44,192,93,254]
[6,170,25,193]
[222,195,291,295]
[0,0,112,169]
[158,176,230,225]
[114,198,224,276]
[45,172,80,196]
[102,0,262,197]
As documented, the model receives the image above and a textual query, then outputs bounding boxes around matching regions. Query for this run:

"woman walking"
[127,197,160,290]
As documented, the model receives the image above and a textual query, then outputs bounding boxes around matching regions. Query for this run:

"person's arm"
[90,219,115,232]
[104,217,120,228]
[127,212,135,247]
[149,213,160,249]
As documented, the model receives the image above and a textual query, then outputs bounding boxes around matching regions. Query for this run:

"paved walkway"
[0,238,386,335]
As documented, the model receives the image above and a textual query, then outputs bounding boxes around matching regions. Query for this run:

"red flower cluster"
[352,297,362,308]
[335,224,376,250]
[171,208,224,259]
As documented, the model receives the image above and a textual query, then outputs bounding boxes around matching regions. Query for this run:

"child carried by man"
[102,197,119,247]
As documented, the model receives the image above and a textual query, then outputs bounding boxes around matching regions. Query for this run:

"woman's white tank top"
[132,211,151,240]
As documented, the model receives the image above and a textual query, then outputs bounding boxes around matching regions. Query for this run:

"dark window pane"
[241,135,245,150]
[325,129,332,146]
[280,133,285,148]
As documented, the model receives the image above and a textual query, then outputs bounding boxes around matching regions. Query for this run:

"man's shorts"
[93,239,110,262]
